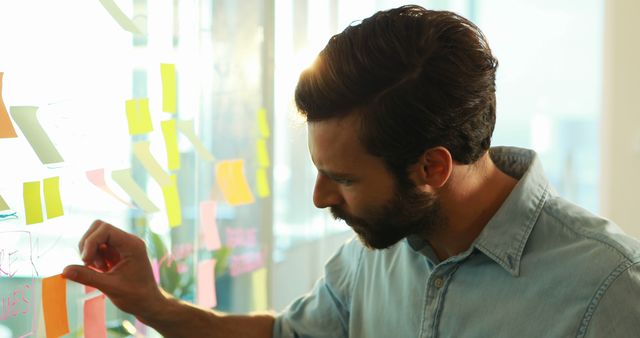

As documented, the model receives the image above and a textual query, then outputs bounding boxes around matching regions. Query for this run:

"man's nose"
[312,174,343,209]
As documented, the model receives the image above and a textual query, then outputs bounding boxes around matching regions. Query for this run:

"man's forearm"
[138,291,275,338]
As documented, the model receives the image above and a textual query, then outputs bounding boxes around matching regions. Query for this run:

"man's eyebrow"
[318,168,355,179]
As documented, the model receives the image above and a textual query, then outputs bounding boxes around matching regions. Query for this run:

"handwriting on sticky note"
[22,181,43,225]
[176,120,214,161]
[86,168,134,208]
[10,106,64,165]
[197,259,217,308]
[43,176,64,219]
[98,0,142,34]
[0,73,17,138]
[161,63,177,113]
[133,140,173,187]
[161,119,180,170]
[162,175,182,228]
[42,274,70,338]
[111,168,159,213]
[125,98,153,135]
[84,295,107,338]
[200,201,221,251]
[215,159,254,206]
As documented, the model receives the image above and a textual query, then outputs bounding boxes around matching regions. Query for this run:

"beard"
[331,184,444,250]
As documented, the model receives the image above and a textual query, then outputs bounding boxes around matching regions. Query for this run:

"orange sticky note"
[23,181,43,225]
[197,259,217,308]
[42,274,70,338]
[215,160,255,206]
[84,295,107,338]
[200,201,221,251]
[0,72,17,138]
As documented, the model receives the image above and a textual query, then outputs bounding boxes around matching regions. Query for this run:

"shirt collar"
[407,147,550,277]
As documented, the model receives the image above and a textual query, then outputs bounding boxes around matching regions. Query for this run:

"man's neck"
[427,152,518,261]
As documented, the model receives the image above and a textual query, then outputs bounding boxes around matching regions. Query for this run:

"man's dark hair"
[295,5,498,181]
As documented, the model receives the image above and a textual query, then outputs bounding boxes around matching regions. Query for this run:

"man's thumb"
[63,265,109,291]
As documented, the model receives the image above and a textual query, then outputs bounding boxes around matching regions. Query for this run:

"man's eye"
[335,178,354,185]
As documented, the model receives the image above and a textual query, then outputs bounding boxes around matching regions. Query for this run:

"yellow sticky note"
[98,0,141,34]
[0,72,17,138]
[133,141,173,187]
[161,63,177,113]
[257,108,270,138]
[162,175,182,228]
[23,181,43,225]
[252,268,268,311]
[111,168,160,213]
[256,168,270,198]
[10,106,64,164]
[215,160,255,206]
[126,98,153,135]
[43,176,64,219]
[0,194,9,211]
[256,139,270,168]
[176,120,214,161]
[161,119,180,170]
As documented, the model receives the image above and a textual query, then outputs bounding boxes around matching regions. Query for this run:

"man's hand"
[63,220,166,320]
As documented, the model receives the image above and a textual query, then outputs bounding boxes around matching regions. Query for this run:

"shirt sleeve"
[580,261,640,338]
[272,237,364,338]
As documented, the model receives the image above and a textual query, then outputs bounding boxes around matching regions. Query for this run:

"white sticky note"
[98,0,142,34]
[176,120,214,161]
[111,168,160,213]
[133,141,173,187]
[10,106,64,165]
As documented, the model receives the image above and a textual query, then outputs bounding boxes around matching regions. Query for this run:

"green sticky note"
[0,194,9,211]
[161,119,180,170]
[23,181,43,225]
[126,98,153,135]
[162,175,182,228]
[256,168,270,198]
[43,176,64,219]
[161,64,177,113]
[257,108,270,138]
[256,139,270,168]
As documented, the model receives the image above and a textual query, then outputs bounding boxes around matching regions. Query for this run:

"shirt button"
[434,277,444,289]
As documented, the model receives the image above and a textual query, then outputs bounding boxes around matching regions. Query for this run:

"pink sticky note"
[86,168,133,208]
[84,295,107,338]
[199,201,221,251]
[85,285,98,294]
[197,259,217,308]
[151,258,160,284]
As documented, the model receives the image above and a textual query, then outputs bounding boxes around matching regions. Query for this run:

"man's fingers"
[78,219,106,255]
[80,222,133,264]
[63,265,113,292]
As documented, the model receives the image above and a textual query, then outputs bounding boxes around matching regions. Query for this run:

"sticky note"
[162,175,182,228]
[256,139,270,167]
[257,108,270,138]
[84,295,107,338]
[200,201,221,251]
[86,168,134,208]
[111,168,159,213]
[23,181,43,225]
[10,106,64,165]
[43,176,64,219]
[42,274,70,338]
[176,120,214,161]
[161,63,177,113]
[0,72,17,138]
[256,168,270,198]
[98,0,141,34]
[125,98,153,135]
[252,268,268,311]
[215,160,255,206]
[197,259,217,308]
[161,119,180,170]
[133,141,173,187]
[0,194,9,211]
[151,258,160,283]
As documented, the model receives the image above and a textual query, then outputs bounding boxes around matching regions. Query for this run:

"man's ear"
[408,147,453,188]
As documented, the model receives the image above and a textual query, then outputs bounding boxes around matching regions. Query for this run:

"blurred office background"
[0,0,638,336]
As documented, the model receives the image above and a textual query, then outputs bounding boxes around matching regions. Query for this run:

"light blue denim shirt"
[273,147,640,338]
